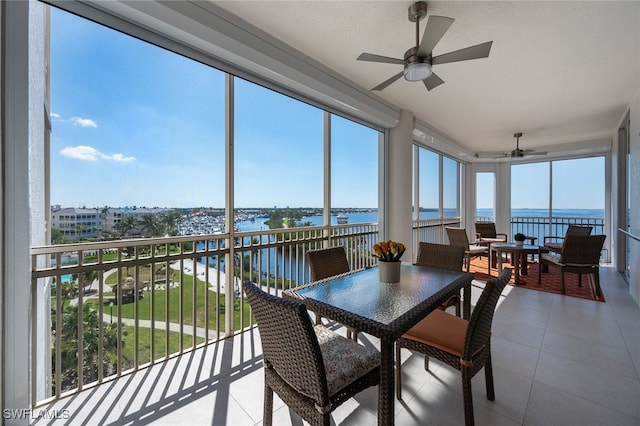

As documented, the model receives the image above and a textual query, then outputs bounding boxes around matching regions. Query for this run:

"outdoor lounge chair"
[542,224,593,255]
[538,234,606,296]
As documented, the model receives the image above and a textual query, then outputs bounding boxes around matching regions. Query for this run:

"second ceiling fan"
[357,1,493,91]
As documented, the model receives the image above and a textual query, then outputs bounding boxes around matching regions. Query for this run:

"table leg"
[521,252,528,276]
[378,339,394,426]
[514,251,521,285]
[487,243,491,275]
[496,249,503,272]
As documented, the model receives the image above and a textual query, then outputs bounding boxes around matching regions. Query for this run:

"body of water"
[237,208,605,233]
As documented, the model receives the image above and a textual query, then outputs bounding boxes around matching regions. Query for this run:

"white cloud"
[60,145,135,163]
[70,116,98,128]
[50,113,61,119]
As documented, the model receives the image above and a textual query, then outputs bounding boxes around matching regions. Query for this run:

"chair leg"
[537,261,542,285]
[593,268,602,297]
[455,296,461,318]
[395,344,402,400]
[263,384,274,426]
[462,367,475,426]
[465,254,470,272]
[484,353,495,401]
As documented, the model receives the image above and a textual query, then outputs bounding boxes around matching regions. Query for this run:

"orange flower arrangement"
[372,240,406,262]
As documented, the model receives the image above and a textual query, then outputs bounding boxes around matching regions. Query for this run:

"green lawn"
[91,271,253,333]
[121,326,205,367]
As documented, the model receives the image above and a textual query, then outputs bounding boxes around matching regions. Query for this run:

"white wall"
[629,89,640,305]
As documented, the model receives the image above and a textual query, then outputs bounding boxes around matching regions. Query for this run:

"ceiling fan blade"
[432,41,493,65]
[371,71,404,91]
[357,52,404,65]
[423,72,444,91]
[418,15,454,57]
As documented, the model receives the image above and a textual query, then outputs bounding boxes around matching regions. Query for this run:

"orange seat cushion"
[402,309,469,357]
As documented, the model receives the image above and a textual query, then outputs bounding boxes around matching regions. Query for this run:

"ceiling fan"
[507,133,547,158]
[356,1,493,92]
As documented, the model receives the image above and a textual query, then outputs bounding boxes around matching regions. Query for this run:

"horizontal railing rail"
[30,222,379,406]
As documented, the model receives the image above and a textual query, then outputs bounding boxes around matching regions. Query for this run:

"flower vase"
[515,241,524,247]
[378,260,401,283]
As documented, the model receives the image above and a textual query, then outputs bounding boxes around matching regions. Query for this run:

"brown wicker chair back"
[416,242,465,272]
[243,281,328,405]
[446,227,471,248]
[463,268,512,362]
[415,242,466,316]
[566,225,594,237]
[307,246,350,281]
[560,234,606,265]
[475,222,498,239]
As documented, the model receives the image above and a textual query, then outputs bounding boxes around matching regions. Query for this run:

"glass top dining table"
[284,264,474,426]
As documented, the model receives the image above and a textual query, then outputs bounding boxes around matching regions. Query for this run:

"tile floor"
[35,266,640,426]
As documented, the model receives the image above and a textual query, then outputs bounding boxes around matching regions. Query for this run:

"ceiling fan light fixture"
[404,62,432,81]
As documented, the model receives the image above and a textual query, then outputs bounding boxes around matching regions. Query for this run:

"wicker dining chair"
[415,242,465,317]
[306,246,359,339]
[395,268,512,426]
[542,224,593,255]
[538,234,606,296]
[445,227,488,272]
[243,281,380,426]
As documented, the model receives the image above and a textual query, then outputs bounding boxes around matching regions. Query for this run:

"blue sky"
[50,8,378,209]
[50,7,604,211]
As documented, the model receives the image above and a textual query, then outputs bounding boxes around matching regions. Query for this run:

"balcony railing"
[30,223,378,406]
[477,215,608,261]
[29,214,606,406]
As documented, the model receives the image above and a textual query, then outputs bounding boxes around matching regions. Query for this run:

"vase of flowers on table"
[514,233,526,247]
[373,240,405,283]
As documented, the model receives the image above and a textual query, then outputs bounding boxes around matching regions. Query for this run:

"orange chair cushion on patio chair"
[400,309,483,358]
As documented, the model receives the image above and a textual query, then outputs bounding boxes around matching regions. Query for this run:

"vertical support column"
[323,112,331,247]
[224,74,235,336]
[387,110,414,261]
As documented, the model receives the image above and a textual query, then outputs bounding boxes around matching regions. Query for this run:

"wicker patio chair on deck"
[542,224,593,255]
[243,281,380,426]
[474,222,508,243]
[395,268,512,426]
[475,222,508,268]
[416,242,465,317]
[538,234,606,296]
[446,227,489,273]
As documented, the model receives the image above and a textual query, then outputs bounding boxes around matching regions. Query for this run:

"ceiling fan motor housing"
[408,1,428,22]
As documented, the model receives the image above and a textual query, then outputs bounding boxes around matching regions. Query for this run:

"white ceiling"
[213,1,640,155]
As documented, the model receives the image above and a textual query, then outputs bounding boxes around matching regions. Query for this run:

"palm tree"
[116,215,137,238]
[138,213,162,237]
[159,210,182,236]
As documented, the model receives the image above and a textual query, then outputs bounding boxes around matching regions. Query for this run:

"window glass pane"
[511,162,550,215]
[51,8,225,240]
[418,149,439,218]
[442,157,459,218]
[331,115,379,224]
[476,172,495,220]
[234,79,323,228]
[552,157,604,217]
